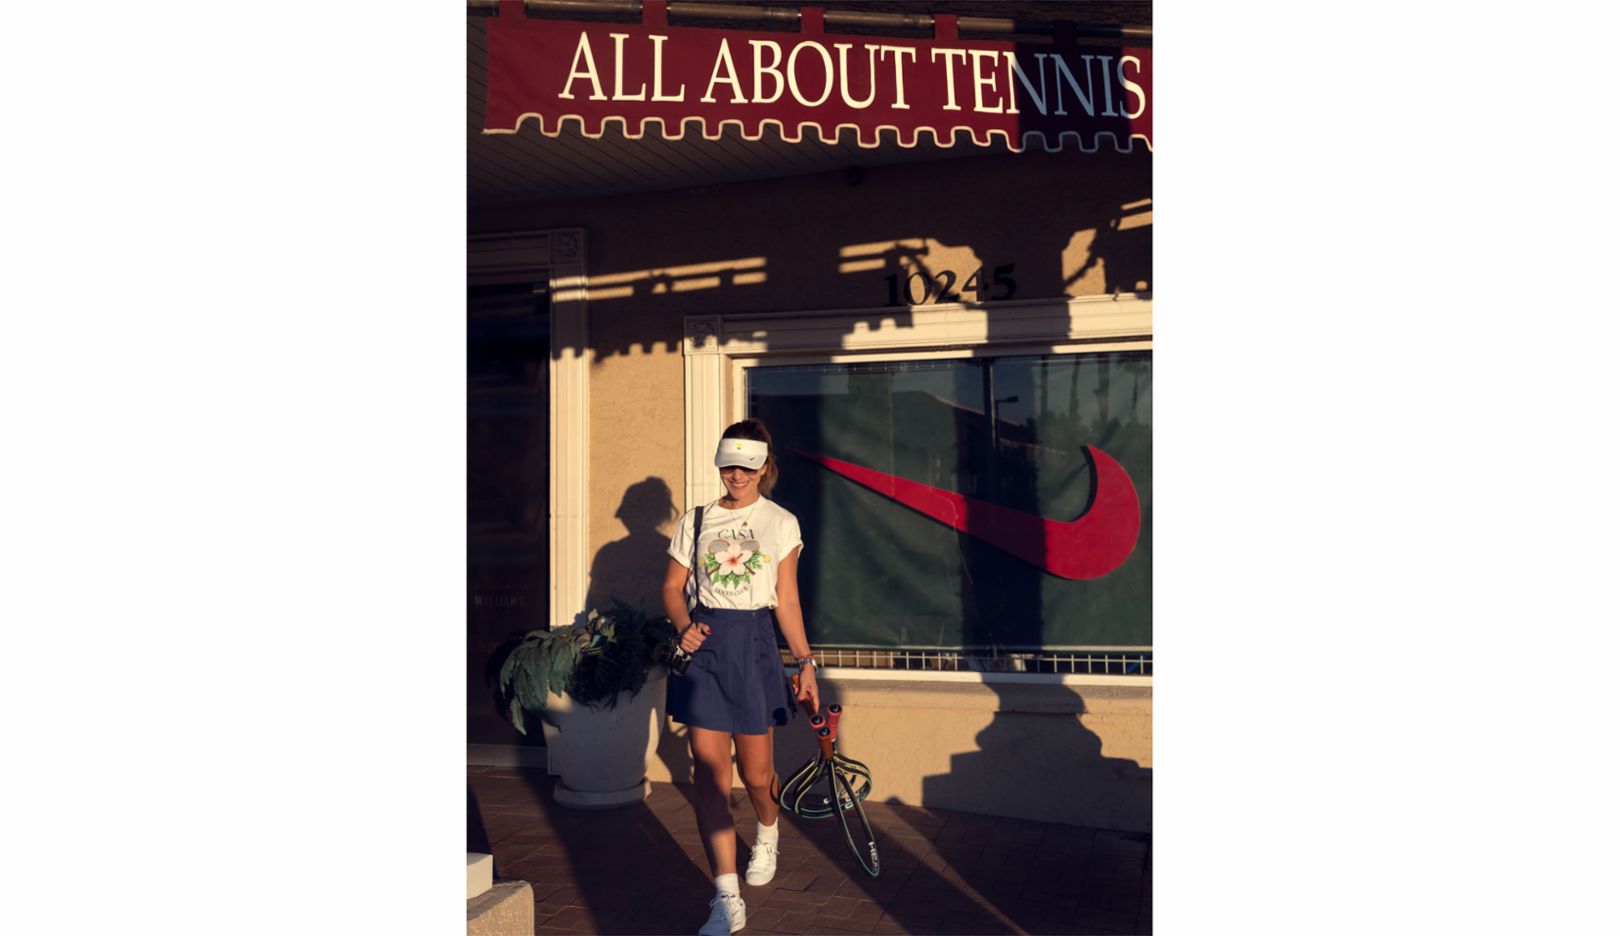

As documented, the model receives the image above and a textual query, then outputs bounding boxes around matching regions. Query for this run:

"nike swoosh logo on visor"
[793,446,1141,580]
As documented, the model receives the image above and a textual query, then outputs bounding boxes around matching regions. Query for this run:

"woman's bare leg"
[688,726,739,875]
[734,727,780,830]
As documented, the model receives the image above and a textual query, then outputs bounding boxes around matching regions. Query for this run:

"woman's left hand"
[796,666,820,714]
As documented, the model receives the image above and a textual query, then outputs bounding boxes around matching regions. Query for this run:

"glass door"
[467,282,550,746]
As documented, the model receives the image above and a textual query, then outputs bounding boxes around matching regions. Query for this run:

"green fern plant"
[492,600,677,734]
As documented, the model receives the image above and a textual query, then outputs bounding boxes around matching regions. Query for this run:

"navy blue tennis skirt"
[667,606,798,735]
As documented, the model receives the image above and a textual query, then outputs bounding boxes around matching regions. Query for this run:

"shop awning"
[480,1,1152,153]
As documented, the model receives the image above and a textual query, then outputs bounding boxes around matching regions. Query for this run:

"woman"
[663,418,820,936]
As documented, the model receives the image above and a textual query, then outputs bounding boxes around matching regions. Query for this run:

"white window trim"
[469,229,590,631]
[682,293,1152,683]
[725,341,1155,419]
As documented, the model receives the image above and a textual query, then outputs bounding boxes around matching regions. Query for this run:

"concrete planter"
[540,666,668,808]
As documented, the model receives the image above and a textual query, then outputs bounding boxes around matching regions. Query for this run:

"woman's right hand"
[679,623,711,654]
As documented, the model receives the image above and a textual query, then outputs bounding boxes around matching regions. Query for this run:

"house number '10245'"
[884,264,1017,306]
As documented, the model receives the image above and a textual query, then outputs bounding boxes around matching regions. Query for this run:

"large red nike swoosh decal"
[793,446,1141,580]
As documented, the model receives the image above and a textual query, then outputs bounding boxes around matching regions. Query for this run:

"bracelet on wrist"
[796,656,816,670]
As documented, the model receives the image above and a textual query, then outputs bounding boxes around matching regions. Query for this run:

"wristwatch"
[796,656,816,670]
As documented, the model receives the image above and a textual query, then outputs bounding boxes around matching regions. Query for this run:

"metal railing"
[787,647,1152,676]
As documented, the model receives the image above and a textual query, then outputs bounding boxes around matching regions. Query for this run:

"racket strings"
[779,753,873,820]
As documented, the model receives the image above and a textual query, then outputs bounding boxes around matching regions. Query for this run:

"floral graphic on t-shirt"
[702,537,767,591]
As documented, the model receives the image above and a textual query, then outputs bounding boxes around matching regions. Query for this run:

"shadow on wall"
[906,686,1151,931]
[922,686,1151,833]
[585,477,679,615]
[761,679,1148,933]
[470,148,1151,361]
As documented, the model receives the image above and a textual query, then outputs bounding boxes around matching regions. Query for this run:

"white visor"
[715,437,769,470]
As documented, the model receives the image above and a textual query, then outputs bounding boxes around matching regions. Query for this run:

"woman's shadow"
[481,477,715,933]
[584,477,678,615]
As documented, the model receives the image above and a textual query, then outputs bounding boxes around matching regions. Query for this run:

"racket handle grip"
[816,725,834,759]
[791,673,817,719]
[826,703,842,741]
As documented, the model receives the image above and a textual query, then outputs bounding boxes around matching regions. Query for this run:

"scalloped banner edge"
[483,113,1152,154]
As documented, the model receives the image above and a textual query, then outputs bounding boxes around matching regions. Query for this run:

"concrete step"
[467,852,493,900]
[467,881,533,936]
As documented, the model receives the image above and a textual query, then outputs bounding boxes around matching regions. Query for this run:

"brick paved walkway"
[469,766,1151,935]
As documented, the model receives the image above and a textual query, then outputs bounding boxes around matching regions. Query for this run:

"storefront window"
[748,351,1150,650]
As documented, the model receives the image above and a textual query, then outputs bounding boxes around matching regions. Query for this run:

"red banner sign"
[483,1,1152,152]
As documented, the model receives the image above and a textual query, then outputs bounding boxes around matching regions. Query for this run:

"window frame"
[682,293,1152,684]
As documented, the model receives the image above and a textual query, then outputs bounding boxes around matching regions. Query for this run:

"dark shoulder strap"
[689,506,704,608]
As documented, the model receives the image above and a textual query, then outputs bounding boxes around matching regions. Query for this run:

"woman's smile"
[720,466,760,500]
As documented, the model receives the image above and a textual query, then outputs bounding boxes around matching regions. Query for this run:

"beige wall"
[646,675,1152,833]
[470,149,1151,613]
[468,148,1153,829]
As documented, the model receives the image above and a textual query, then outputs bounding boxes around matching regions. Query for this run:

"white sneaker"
[697,892,746,935]
[744,840,778,886]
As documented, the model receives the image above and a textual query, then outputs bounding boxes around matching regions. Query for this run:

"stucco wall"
[470,148,1151,613]
[468,149,1152,829]
[645,674,1152,833]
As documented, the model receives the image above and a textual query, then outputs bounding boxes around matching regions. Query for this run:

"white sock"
[715,872,739,896]
[755,818,779,846]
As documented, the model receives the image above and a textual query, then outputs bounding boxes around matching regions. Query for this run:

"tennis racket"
[779,678,880,876]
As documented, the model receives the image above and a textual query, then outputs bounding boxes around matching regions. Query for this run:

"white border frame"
[469,229,590,631]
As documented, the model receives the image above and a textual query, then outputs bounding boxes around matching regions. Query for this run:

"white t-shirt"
[667,497,804,611]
